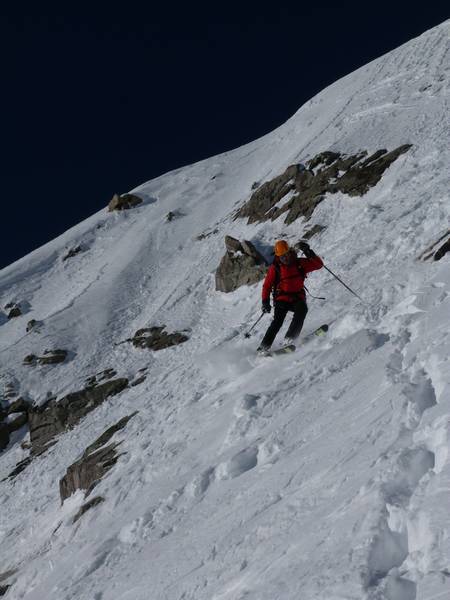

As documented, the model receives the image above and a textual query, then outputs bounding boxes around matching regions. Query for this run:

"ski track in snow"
[0,20,449,600]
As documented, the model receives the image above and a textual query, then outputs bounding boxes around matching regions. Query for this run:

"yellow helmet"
[274,240,290,256]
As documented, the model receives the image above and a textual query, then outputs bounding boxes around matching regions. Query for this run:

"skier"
[257,240,324,354]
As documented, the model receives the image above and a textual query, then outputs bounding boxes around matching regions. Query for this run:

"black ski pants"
[261,299,308,349]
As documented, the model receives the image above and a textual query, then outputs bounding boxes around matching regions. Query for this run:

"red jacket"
[262,251,323,303]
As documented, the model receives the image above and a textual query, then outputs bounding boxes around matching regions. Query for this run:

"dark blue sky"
[1,5,448,269]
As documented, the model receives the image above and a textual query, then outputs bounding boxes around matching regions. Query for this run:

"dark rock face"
[7,304,22,319]
[23,349,67,366]
[235,146,412,225]
[85,368,117,388]
[63,245,83,261]
[73,496,105,522]
[28,378,129,455]
[215,236,268,293]
[108,193,143,212]
[434,238,450,261]
[38,349,68,365]
[8,397,29,414]
[419,230,450,261]
[6,456,32,479]
[26,319,38,332]
[301,224,327,240]
[128,326,189,350]
[0,423,9,451]
[196,228,219,241]
[59,412,137,502]
[23,354,36,365]
[7,413,28,433]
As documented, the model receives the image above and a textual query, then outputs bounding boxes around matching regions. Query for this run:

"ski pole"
[323,264,367,304]
[244,313,265,338]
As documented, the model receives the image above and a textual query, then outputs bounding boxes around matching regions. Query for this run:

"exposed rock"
[63,245,83,261]
[37,349,67,365]
[6,456,32,479]
[73,496,105,523]
[195,228,219,241]
[7,305,22,319]
[7,412,28,433]
[166,210,183,222]
[60,412,137,502]
[28,377,129,455]
[301,224,327,240]
[8,397,29,414]
[215,236,268,293]
[419,230,450,260]
[23,354,37,365]
[434,238,450,261]
[108,193,143,212]
[85,368,117,388]
[0,585,10,596]
[235,146,412,225]
[224,235,243,253]
[131,375,147,387]
[128,326,189,351]
[24,350,68,366]
[0,423,9,451]
[26,319,39,332]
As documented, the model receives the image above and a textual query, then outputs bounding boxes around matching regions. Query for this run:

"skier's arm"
[262,265,276,301]
[298,253,323,274]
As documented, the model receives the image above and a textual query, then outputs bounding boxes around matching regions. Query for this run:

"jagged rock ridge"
[235,146,412,225]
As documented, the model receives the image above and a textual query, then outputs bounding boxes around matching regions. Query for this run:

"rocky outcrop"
[196,228,219,241]
[434,238,450,261]
[59,412,137,503]
[0,423,9,451]
[23,349,68,366]
[301,224,326,240]
[73,496,105,523]
[5,303,22,319]
[85,368,117,387]
[235,146,412,225]
[28,377,129,455]
[108,193,143,212]
[419,230,450,261]
[7,412,28,433]
[215,236,268,293]
[8,397,29,414]
[26,319,39,332]
[127,326,189,350]
[63,245,83,261]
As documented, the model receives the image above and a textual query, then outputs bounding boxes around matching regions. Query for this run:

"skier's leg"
[259,302,289,349]
[285,299,308,341]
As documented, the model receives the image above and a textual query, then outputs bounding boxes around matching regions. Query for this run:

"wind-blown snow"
[0,20,449,600]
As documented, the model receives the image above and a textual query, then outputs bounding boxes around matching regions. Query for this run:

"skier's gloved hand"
[262,300,271,313]
[298,241,315,258]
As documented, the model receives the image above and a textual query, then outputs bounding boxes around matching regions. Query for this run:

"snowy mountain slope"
[0,20,449,600]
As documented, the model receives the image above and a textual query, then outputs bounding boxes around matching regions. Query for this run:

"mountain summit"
[0,20,449,600]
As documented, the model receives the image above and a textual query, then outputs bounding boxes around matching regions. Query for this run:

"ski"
[257,324,329,357]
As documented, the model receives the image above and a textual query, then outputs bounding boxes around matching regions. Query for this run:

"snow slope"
[0,20,449,600]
